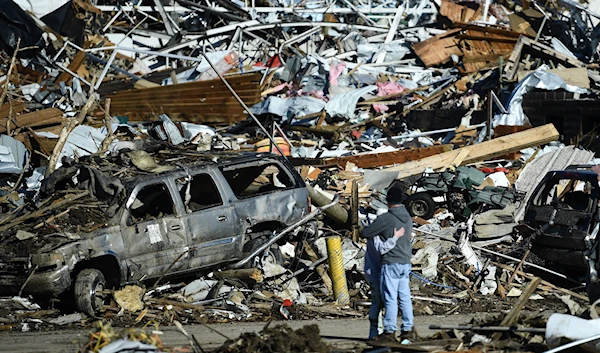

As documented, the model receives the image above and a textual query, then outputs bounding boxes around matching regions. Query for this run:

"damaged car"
[517,168,600,301]
[0,150,332,316]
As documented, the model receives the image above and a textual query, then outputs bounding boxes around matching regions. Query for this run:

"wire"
[410,271,457,290]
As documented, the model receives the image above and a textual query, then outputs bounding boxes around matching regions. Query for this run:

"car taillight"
[307,196,312,212]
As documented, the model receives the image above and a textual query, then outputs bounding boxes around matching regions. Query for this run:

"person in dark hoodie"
[361,186,414,343]
[362,223,404,339]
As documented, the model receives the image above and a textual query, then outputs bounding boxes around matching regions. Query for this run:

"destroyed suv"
[0,151,317,315]
[520,167,600,301]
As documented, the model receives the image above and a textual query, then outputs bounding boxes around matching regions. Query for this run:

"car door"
[120,180,189,282]
[174,170,241,270]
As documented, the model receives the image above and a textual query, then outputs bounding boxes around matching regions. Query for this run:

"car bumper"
[0,265,71,296]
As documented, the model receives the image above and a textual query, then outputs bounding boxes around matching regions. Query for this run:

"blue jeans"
[381,263,413,333]
[368,279,382,339]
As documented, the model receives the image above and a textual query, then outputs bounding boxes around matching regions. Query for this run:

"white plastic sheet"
[13,0,69,18]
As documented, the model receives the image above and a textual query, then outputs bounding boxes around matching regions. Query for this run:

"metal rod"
[429,324,546,333]
[194,51,287,157]
[232,195,340,268]
[94,50,118,91]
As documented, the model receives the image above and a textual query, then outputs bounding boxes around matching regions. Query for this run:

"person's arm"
[360,215,387,239]
[373,227,404,254]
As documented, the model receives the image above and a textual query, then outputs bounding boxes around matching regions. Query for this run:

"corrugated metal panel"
[514,146,595,221]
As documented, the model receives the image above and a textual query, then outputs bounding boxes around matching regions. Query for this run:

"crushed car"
[0,148,334,315]
[516,167,600,302]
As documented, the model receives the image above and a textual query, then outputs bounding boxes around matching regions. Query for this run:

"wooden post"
[492,277,541,340]
[350,180,359,241]
[46,95,96,177]
[487,90,493,141]
[99,98,115,153]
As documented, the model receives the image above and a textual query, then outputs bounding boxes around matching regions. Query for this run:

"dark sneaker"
[373,332,397,343]
[399,330,417,344]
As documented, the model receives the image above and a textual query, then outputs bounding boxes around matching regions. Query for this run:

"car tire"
[74,269,106,316]
[244,238,284,268]
[408,193,436,219]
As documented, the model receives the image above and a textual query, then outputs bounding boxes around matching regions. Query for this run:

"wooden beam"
[55,50,87,85]
[327,145,453,168]
[0,101,25,119]
[386,124,560,180]
[0,108,64,134]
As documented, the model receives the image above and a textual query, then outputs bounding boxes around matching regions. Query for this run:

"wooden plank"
[105,74,262,123]
[456,34,519,43]
[55,50,87,85]
[0,108,64,134]
[517,67,590,88]
[122,112,249,123]
[107,74,261,97]
[412,29,462,67]
[386,124,560,180]
[449,148,470,169]
[109,82,260,99]
[0,101,25,119]
[327,145,453,168]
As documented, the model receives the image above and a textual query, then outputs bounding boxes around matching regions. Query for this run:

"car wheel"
[74,269,106,316]
[244,238,284,268]
[408,193,436,219]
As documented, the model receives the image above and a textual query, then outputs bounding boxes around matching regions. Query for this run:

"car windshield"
[533,178,596,211]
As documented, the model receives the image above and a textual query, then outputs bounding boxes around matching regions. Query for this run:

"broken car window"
[129,183,175,224]
[533,178,595,211]
[176,174,223,212]
[221,163,294,198]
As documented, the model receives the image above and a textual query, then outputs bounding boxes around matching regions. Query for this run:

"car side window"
[221,163,294,198]
[177,173,223,212]
[128,183,175,224]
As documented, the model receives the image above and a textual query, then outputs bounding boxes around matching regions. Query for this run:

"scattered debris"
[2,0,600,351]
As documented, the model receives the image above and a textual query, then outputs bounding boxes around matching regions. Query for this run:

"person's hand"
[393,227,405,239]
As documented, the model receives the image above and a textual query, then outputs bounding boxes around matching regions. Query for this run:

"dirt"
[216,324,331,353]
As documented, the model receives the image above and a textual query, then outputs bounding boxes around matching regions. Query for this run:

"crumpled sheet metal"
[495,68,588,126]
[250,96,326,119]
[0,135,28,174]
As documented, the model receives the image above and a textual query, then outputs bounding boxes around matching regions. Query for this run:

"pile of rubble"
[4,0,600,352]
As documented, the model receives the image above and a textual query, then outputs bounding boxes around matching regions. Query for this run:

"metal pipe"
[373,123,486,143]
[430,324,546,333]
[95,50,118,91]
[231,195,340,269]
[327,236,350,305]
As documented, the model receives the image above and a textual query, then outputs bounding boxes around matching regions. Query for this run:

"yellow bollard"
[326,236,350,305]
